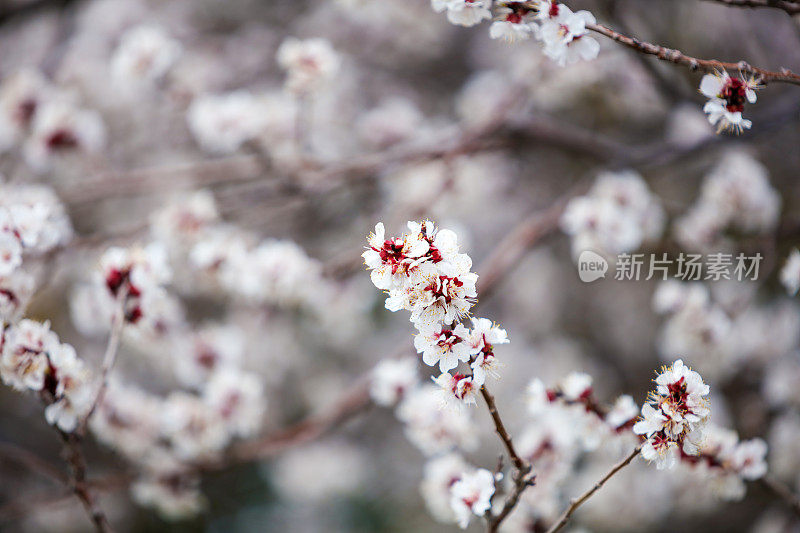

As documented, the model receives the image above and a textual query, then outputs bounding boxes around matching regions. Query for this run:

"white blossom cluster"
[674,151,780,251]
[366,220,512,528]
[633,359,710,470]
[364,221,508,407]
[0,181,92,435]
[432,1,600,66]
[186,36,339,162]
[276,37,342,96]
[560,170,664,259]
[0,69,105,172]
[652,281,735,382]
[0,319,93,432]
[679,424,768,500]
[69,190,353,518]
[0,181,72,322]
[111,25,182,92]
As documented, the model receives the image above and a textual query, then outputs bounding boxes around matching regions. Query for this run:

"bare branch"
[703,0,800,15]
[480,386,535,531]
[81,291,127,432]
[587,22,800,86]
[546,446,642,533]
[56,430,114,533]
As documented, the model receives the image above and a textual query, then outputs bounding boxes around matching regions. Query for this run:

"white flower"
[43,343,93,432]
[466,317,508,352]
[0,229,22,276]
[414,323,471,373]
[23,99,105,173]
[173,324,244,388]
[443,0,492,27]
[449,468,495,529]
[540,7,600,66]
[90,381,162,461]
[407,263,478,329]
[640,434,678,470]
[187,91,267,154]
[729,438,768,480]
[397,384,479,455]
[0,269,36,322]
[0,69,51,152]
[111,25,181,88]
[150,190,219,247]
[363,222,430,290]
[470,350,502,387]
[433,372,478,407]
[560,371,592,401]
[699,71,758,134]
[203,368,265,438]
[633,403,668,438]
[421,453,470,524]
[561,170,664,258]
[161,392,229,460]
[606,394,638,430]
[781,249,800,296]
[0,319,59,391]
[276,37,341,95]
[370,357,419,407]
[131,453,205,520]
[489,5,539,42]
[635,360,711,469]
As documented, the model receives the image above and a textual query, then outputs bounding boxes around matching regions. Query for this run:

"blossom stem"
[545,445,642,533]
[586,22,800,86]
[57,430,114,533]
[81,290,126,432]
[479,385,534,532]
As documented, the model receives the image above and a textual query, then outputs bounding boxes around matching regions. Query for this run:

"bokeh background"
[0,0,800,531]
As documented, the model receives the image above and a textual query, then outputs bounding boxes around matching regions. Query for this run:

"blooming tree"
[0,0,798,532]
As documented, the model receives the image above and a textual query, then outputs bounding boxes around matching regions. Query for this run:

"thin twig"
[80,291,126,432]
[545,445,641,533]
[480,386,535,531]
[759,475,800,518]
[587,22,800,85]
[704,0,800,15]
[56,430,113,533]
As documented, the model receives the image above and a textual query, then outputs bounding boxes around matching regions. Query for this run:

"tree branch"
[587,22,800,86]
[56,430,113,533]
[703,0,800,15]
[81,291,126,432]
[479,386,534,531]
[545,445,641,533]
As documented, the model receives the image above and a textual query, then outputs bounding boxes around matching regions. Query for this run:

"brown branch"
[587,22,800,86]
[545,445,641,533]
[703,0,800,15]
[479,386,534,532]
[56,431,113,533]
[759,475,800,518]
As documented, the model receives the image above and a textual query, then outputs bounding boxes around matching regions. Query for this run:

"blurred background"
[0,0,799,531]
